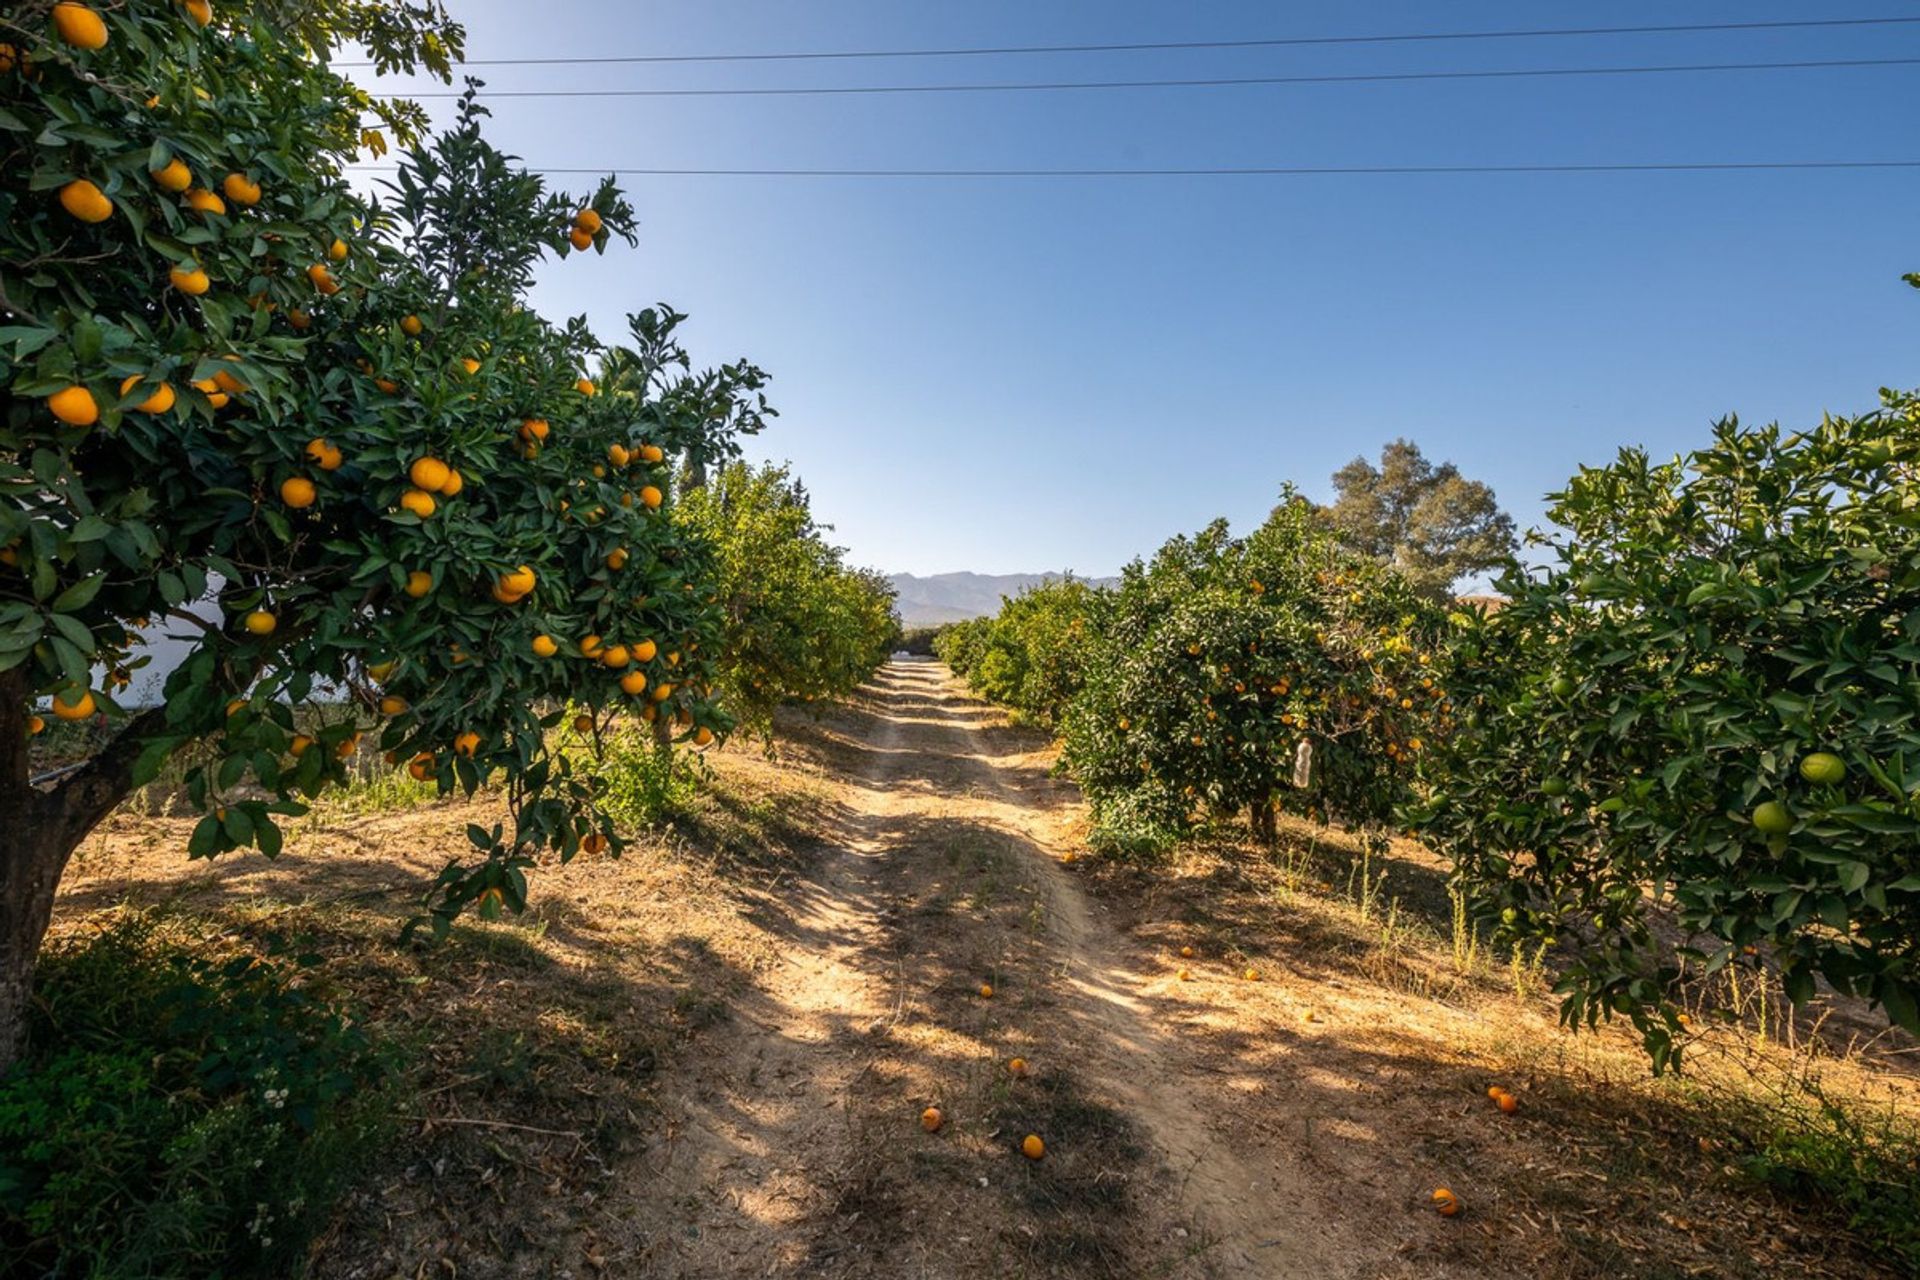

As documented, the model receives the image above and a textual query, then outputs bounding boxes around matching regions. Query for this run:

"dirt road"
[616,659,1380,1279]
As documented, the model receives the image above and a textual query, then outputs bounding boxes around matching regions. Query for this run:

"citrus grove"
[947,391,1920,1067]
[0,1,821,1070]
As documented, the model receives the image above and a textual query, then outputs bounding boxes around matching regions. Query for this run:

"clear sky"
[355,2,1920,579]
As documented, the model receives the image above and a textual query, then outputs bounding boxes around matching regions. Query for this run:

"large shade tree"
[1318,438,1517,598]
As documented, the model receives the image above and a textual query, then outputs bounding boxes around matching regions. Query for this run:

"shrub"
[0,915,391,1278]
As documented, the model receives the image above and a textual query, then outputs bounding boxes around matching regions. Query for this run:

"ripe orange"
[650,683,674,702]
[453,731,482,757]
[1497,1093,1518,1115]
[328,237,348,262]
[407,752,435,781]
[620,670,649,696]
[398,488,436,518]
[287,308,311,330]
[28,714,46,735]
[639,443,665,464]
[568,227,593,251]
[222,173,261,206]
[167,263,212,298]
[497,564,536,598]
[920,1106,943,1133]
[1177,968,1191,981]
[519,417,551,442]
[279,476,316,509]
[243,609,276,636]
[582,833,609,854]
[304,438,343,470]
[532,634,558,658]
[580,635,605,658]
[1485,1086,1505,1101]
[574,208,603,235]
[58,179,113,223]
[404,570,433,598]
[378,695,408,716]
[408,456,451,492]
[150,157,192,192]
[307,263,338,294]
[601,645,631,669]
[606,547,629,571]
[374,377,399,395]
[183,0,213,27]
[640,485,663,510]
[608,443,630,467]
[1008,1057,1029,1076]
[978,983,994,998]
[458,357,481,376]
[631,639,658,663]
[289,733,315,757]
[576,378,596,396]
[1021,1134,1045,1160]
[53,4,109,50]
[572,714,594,734]
[119,375,175,415]
[400,314,423,337]
[1242,968,1258,982]
[52,688,96,721]
[184,187,226,215]
[1179,945,1194,958]
[693,726,715,747]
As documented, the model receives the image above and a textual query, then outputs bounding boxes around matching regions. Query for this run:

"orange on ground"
[1431,1188,1461,1216]
[1180,945,1194,958]
[978,983,993,998]
[1008,1057,1028,1076]
[1022,1135,1045,1160]
[920,1107,943,1133]
[1497,1094,1519,1115]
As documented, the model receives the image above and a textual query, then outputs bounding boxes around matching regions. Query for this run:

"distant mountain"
[889,571,1116,629]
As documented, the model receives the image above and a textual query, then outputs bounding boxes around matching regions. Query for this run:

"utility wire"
[398,56,1920,99]
[344,160,1920,179]
[336,16,1920,68]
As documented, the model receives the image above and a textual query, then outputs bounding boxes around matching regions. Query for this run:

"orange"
[978,983,993,998]
[572,714,594,734]
[576,378,596,396]
[224,698,246,717]
[640,485,662,510]
[52,688,96,721]
[601,645,631,669]
[582,833,609,854]
[453,731,482,757]
[374,377,399,395]
[519,417,550,442]
[531,634,558,658]
[407,752,434,781]
[306,263,338,294]
[211,361,246,395]
[650,683,674,703]
[183,187,226,215]
[378,695,408,716]
[1485,1086,1505,1102]
[620,670,649,696]
[460,357,481,376]
[574,208,603,235]
[398,488,436,518]
[119,375,175,415]
[150,158,192,192]
[222,173,261,206]
[49,386,99,426]
[1179,945,1193,958]
[328,237,348,262]
[693,726,715,747]
[279,476,316,509]
[304,438,343,470]
[287,308,311,330]
[1242,968,1258,982]
[53,4,109,50]
[608,443,630,467]
[182,0,213,26]
[243,609,276,635]
[28,714,46,735]
[1177,968,1191,982]
[1008,1057,1028,1076]
[606,547,629,571]
[580,635,605,658]
[169,264,211,295]
[631,639,658,663]
[1431,1188,1460,1216]
[639,443,664,464]
[568,227,593,251]
[400,314,423,336]
[409,457,451,492]
[0,44,19,76]
[290,734,314,757]
[920,1107,943,1133]
[1021,1134,1045,1160]
[58,179,113,223]
[1497,1094,1518,1115]
[403,570,432,598]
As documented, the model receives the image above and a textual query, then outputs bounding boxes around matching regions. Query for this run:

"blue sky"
[355,2,1920,578]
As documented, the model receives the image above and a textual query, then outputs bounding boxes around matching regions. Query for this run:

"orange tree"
[1060,494,1453,854]
[937,576,1101,727]
[675,461,897,737]
[0,5,755,1067]
[1411,390,1920,1069]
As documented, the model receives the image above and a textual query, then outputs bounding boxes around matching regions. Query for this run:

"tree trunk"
[0,670,171,1073]
[1250,795,1278,843]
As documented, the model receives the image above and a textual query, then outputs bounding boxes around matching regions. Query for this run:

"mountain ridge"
[889,571,1116,628]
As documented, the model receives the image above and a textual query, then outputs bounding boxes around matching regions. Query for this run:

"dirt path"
[618,660,1374,1278]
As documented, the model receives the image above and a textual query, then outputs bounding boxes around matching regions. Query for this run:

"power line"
[336,16,1920,68]
[344,160,1920,179]
[398,56,1920,100]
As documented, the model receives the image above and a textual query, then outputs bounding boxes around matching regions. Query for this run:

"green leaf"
[50,573,106,613]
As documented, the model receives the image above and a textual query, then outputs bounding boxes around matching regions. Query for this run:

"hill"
[889,571,1115,628]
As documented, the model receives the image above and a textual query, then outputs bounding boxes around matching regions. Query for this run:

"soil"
[50,660,1917,1279]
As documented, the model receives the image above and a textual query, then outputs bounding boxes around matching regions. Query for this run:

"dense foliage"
[933,577,1100,726]
[0,915,388,1277]
[1412,395,1920,1067]
[676,462,897,737]
[1320,438,1516,599]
